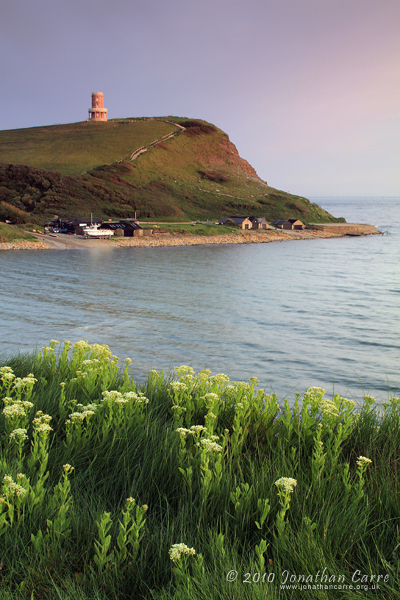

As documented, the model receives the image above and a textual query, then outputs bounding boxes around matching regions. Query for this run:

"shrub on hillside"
[182,120,217,135]
[198,170,229,183]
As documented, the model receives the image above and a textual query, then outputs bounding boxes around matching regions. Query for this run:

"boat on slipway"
[83,225,114,239]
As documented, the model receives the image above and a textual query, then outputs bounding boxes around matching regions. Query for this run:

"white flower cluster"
[169,381,188,393]
[175,365,195,378]
[101,390,149,405]
[3,403,27,418]
[275,477,297,494]
[0,366,14,376]
[90,343,113,359]
[357,456,372,468]
[198,438,223,453]
[195,370,211,384]
[63,464,74,473]
[169,543,196,562]
[176,425,207,437]
[320,399,339,417]
[13,375,37,389]
[201,393,219,404]
[304,387,326,405]
[2,475,27,498]
[206,412,217,419]
[9,428,28,441]
[33,412,53,434]
[0,366,15,383]
[210,374,230,385]
[81,359,101,371]
[338,397,356,408]
[68,410,95,422]
[73,340,91,351]
[190,425,207,434]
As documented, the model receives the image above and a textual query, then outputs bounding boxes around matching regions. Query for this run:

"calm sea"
[1,197,399,404]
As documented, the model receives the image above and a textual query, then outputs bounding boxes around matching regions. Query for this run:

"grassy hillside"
[0,118,343,224]
[0,119,178,177]
[0,222,38,243]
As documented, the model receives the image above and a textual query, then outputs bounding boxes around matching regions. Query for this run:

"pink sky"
[1,0,399,196]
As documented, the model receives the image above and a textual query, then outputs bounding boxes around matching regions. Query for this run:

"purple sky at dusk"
[1,0,399,196]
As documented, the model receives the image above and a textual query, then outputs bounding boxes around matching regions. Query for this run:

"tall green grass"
[0,341,399,599]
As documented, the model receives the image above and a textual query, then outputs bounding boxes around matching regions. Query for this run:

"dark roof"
[273,220,287,226]
[248,216,266,223]
[287,218,304,224]
[100,221,142,230]
[226,216,250,224]
[51,217,102,225]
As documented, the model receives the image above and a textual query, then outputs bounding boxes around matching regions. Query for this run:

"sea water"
[0,197,399,403]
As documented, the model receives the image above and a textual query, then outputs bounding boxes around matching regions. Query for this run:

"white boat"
[83,225,114,239]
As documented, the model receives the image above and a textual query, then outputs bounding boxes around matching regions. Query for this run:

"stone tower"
[88,92,107,121]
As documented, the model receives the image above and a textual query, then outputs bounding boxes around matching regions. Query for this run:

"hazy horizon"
[1,0,399,197]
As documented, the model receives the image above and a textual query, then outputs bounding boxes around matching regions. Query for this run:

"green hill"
[0,117,342,224]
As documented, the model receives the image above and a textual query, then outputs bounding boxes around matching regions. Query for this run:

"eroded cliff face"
[194,133,264,183]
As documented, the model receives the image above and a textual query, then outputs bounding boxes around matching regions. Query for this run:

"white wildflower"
[175,366,195,378]
[201,393,219,403]
[200,438,223,453]
[275,477,297,494]
[0,367,14,375]
[2,476,27,498]
[190,425,207,433]
[320,399,339,417]
[3,403,26,418]
[169,543,196,561]
[210,374,230,384]
[35,423,53,434]
[170,381,188,392]
[9,428,28,441]
[176,428,190,436]
[357,456,372,468]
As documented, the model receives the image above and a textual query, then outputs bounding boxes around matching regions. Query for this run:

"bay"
[0,196,399,403]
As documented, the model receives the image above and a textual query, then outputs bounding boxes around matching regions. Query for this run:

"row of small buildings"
[45,217,145,237]
[219,216,305,230]
[45,215,307,236]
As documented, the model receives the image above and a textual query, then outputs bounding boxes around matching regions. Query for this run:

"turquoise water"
[1,197,399,403]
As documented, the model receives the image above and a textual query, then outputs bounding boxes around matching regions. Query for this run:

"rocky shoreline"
[0,240,52,251]
[0,227,380,251]
[116,228,379,248]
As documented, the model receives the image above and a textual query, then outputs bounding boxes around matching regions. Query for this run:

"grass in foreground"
[0,341,399,599]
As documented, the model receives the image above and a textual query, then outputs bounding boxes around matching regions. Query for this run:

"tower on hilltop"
[88,92,107,121]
